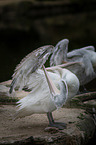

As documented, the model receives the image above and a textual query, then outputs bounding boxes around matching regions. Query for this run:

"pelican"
[50,39,96,86]
[9,45,79,129]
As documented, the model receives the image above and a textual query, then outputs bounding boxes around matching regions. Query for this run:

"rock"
[0,80,29,104]
[0,105,95,145]
[44,127,59,134]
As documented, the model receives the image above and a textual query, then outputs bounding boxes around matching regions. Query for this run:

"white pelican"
[9,45,79,129]
[50,39,96,86]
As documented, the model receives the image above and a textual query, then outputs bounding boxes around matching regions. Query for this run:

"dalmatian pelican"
[9,45,79,129]
[50,39,96,86]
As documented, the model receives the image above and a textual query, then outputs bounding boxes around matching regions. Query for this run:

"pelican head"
[51,79,68,109]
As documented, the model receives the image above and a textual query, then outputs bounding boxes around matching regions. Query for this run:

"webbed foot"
[49,122,66,130]
[47,112,67,130]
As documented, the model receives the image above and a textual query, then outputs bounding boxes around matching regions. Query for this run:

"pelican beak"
[42,65,60,96]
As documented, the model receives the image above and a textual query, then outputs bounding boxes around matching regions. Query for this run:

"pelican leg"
[47,112,66,130]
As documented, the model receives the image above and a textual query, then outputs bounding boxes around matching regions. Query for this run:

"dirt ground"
[0,105,85,144]
[0,81,96,144]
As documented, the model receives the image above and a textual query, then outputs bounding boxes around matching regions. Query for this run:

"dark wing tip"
[9,78,17,94]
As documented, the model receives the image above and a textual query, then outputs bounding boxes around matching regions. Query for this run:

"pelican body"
[15,67,79,116]
[67,46,96,85]
[10,45,80,129]
[50,39,96,86]
[14,66,79,129]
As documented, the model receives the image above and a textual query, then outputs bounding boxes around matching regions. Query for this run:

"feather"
[9,45,54,93]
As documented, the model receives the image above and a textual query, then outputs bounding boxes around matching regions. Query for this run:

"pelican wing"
[67,50,83,59]
[50,39,69,66]
[9,45,54,93]
[67,46,95,58]
[67,48,96,76]
[80,46,95,51]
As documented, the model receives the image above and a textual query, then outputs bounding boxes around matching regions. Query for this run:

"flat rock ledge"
[0,80,96,145]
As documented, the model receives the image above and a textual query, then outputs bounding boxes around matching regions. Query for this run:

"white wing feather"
[9,45,54,93]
